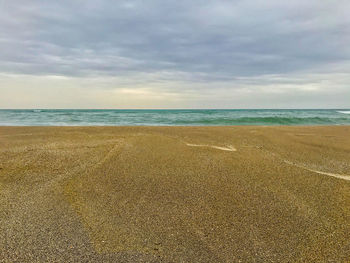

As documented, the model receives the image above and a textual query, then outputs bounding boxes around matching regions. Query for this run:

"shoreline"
[1,124,350,127]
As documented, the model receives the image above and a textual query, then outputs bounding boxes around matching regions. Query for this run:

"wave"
[172,117,348,126]
[1,110,350,126]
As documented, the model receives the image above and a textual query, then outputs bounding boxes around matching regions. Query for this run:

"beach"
[1,126,350,262]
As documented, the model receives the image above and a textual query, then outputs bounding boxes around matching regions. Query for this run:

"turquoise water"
[0,109,349,126]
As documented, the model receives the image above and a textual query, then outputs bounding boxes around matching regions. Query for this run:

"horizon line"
[0,108,349,111]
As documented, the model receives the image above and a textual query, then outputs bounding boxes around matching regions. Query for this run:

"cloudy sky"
[1,0,349,108]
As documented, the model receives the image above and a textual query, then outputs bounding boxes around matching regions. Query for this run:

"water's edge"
[0,109,349,126]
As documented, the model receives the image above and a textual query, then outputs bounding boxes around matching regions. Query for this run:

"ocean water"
[0,109,349,126]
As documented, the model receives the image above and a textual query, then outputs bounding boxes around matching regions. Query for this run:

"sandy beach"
[0,126,350,262]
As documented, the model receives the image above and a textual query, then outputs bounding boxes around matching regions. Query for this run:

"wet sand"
[0,126,350,262]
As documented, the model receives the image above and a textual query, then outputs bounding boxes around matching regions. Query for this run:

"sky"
[0,0,349,109]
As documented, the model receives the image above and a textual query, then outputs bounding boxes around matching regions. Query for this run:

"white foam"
[337,111,350,114]
[284,160,350,181]
[186,143,236,152]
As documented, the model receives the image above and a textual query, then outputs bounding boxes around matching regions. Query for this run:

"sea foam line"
[186,143,236,152]
[284,160,350,181]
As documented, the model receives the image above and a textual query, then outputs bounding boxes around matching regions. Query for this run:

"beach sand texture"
[0,126,350,262]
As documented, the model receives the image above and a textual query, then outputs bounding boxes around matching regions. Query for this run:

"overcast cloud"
[0,0,349,108]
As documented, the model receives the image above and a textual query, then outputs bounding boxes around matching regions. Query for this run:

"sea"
[0,109,349,126]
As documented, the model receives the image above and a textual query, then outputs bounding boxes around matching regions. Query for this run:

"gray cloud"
[0,0,349,108]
